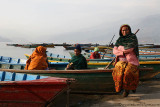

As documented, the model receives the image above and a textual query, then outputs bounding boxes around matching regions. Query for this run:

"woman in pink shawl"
[112,24,139,97]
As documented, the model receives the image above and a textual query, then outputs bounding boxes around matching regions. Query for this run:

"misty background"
[0,0,160,45]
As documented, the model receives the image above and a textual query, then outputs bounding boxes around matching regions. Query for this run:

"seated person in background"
[66,44,87,70]
[25,46,48,70]
[90,47,101,59]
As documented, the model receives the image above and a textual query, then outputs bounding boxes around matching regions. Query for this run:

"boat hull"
[0,72,70,107]
[1,68,154,94]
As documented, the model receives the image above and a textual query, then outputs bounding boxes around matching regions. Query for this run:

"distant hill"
[46,14,160,44]
[0,36,12,42]
[136,14,160,44]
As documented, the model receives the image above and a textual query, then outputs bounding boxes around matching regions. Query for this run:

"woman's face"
[74,49,81,56]
[121,27,130,36]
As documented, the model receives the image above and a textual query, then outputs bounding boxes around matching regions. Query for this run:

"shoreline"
[53,78,160,107]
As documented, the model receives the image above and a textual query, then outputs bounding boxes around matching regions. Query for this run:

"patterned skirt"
[112,61,139,92]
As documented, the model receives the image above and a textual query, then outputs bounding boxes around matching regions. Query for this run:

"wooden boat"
[139,50,160,54]
[21,43,55,48]
[6,43,24,47]
[46,52,71,62]
[5,54,160,73]
[25,53,113,63]
[0,67,155,94]
[63,45,91,50]
[0,56,26,70]
[84,45,113,52]
[53,43,72,46]
[25,52,71,62]
[84,44,160,51]
[139,48,160,52]
[0,71,73,106]
[24,53,160,71]
[6,43,55,48]
[139,44,160,49]
[87,52,160,61]
[46,51,160,62]
[6,44,18,46]
[70,48,160,59]
[63,43,98,50]
[0,61,68,70]
[0,56,69,70]
[87,61,160,71]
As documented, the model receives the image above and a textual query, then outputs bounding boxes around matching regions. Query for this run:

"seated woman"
[66,44,87,70]
[25,46,48,70]
[112,24,139,97]
[90,47,101,59]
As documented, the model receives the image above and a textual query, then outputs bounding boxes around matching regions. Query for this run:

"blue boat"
[0,56,69,70]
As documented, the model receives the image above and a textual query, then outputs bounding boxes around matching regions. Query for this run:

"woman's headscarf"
[25,46,48,70]
[94,47,99,52]
[32,46,47,57]
[115,24,139,57]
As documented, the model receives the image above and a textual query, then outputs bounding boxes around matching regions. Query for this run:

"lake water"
[0,42,72,59]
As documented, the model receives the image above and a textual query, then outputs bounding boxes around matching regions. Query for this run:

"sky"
[0,0,160,44]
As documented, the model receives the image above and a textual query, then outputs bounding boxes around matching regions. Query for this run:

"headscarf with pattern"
[115,24,139,57]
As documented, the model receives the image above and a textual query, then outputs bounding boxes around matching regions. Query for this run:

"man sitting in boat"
[90,47,101,59]
[66,44,87,70]
[25,46,49,70]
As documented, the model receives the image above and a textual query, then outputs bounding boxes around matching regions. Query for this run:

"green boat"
[88,61,160,72]
[26,50,160,63]
[0,67,156,94]
[24,54,160,72]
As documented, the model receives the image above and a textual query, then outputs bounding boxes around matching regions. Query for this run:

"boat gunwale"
[0,68,154,74]
[0,77,69,85]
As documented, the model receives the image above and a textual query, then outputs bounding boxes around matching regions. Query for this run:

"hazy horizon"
[0,0,160,44]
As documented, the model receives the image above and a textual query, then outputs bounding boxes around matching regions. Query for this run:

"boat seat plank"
[26,74,41,80]
[14,73,27,81]
[0,71,14,81]
[1,56,10,63]
[4,72,13,81]
[12,65,23,70]
[40,76,49,79]
[11,72,16,81]
[17,59,20,63]
[0,71,5,81]
[1,64,11,69]
[36,75,40,79]
[9,58,19,64]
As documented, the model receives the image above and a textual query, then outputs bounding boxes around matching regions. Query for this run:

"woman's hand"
[123,51,128,54]
[66,63,74,70]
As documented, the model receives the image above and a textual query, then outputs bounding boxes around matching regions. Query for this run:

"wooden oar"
[102,34,115,59]
[105,29,140,69]
[105,57,116,69]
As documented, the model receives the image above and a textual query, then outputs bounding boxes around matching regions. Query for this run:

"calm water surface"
[0,42,72,59]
